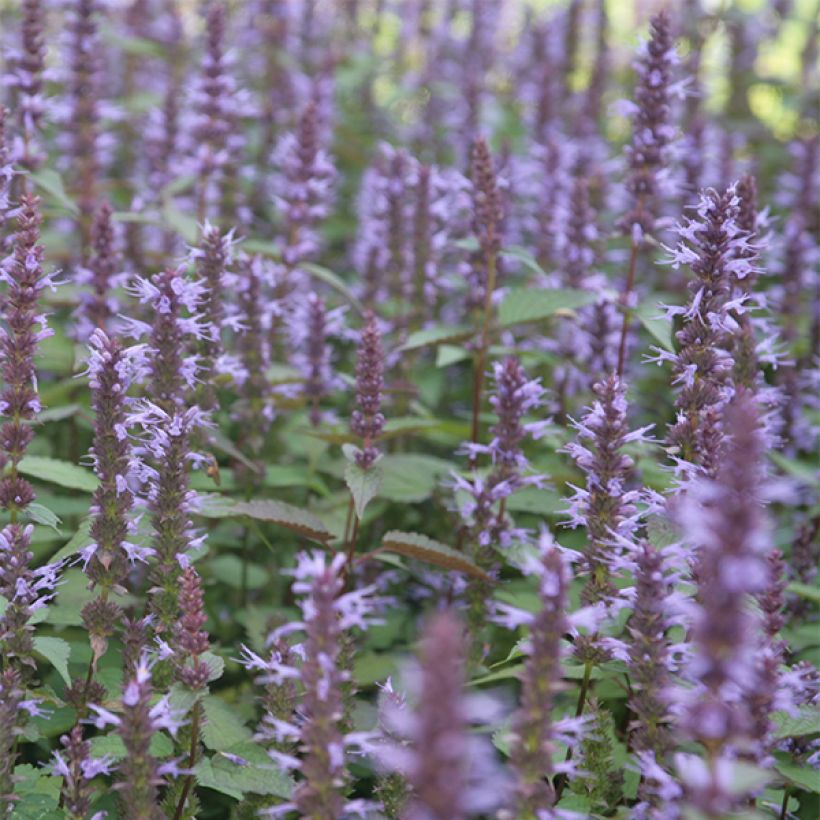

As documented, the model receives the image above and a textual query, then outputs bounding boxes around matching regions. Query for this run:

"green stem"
[616,240,640,377]
[172,701,201,820]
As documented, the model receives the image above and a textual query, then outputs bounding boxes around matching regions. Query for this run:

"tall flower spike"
[618,9,679,242]
[673,390,772,814]
[5,0,48,172]
[64,0,101,251]
[0,669,25,811]
[653,185,752,476]
[90,658,182,817]
[389,610,511,819]
[467,137,502,313]
[53,725,113,819]
[80,332,148,667]
[273,99,337,298]
[0,195,52,515]
[0,107,14,225]
[246,552,384,817]
[506,542,576,814]
[191,1,244,226]
[563,374,653,604]
[351,312,385,470]
[75,201,124,340]
[191,222,234,411]
[175,566,211,690]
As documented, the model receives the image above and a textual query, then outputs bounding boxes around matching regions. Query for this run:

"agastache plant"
[563,374,653,605]
[52,725,113,819]
[74,201,124,340]
[468,137,503,449]
[379,609,511,819]
[79,330,149,685]
[673,390,775,813]
[615,9,679,375]
[242,552,383,817]
[0,196,60,672]
[63,0,102,252]
[350,312,385,470]
[4,0,48,174]
[500,538,583,815]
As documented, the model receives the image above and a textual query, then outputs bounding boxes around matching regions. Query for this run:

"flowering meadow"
[0,0,818,817]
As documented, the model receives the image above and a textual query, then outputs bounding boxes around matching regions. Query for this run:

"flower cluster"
[563,374,653,603]
[350,312,385,469]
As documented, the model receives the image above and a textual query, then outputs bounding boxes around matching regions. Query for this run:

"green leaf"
[3,793,62,819]
[788,582,820,605]
[208,555,268,590]
[635,299,674,352]
[32,636,71,685]
[775,759,820,793]
[504,487,564,516]
[51,518,92,563]
[381,531,492,582]
[202,651,225,683]
[27,168,79,215]
[161,201,198,243]
[201,696,254,751]
[500,244,547,276]
[379,454,454,503]
[399,325,474,352]
[773,706,820,739]
[498,288,600,326]
[197,495,333,544]
[18,456,98,493]
[194,742,293,799]
[90,732,174,761]
[301,262,363,312]
[25,503,62,533]
[436,344,471,368]
[345,461,383,519]
[37,404,81,423]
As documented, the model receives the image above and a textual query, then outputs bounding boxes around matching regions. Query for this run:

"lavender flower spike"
[91,657,183,817]
[387,610,511,819]
[674,390,773,814]
[351,312,385,469]
[4,0,48,172]
[508,541,576,814]
[618,9,679,242]
[652,185,753,476]
[562,374,653,604]
[52,725,113,819]
[247,552,384,817]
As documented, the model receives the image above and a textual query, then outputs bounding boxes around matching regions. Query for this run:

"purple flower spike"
[468,137,503,312]
[674,390,773,813]
[0,668,25,807]
[653,185,753,476]
[562,374,653,603]
[0,107,14,224]
[75,201,125,341]
[351,312,385,469]
[175,565,211,690]
[80,330,146,664]
[0,195,53,515]
[508,541,576,814]
[4,0,48,172]
[53,725,113,818]
[390,610,511,819]
[618,9,680,242]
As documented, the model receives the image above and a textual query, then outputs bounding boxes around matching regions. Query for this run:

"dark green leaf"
[499,288,600,326]
[345,461,383,518]
[381,531,492,581]
[18,456,98,493]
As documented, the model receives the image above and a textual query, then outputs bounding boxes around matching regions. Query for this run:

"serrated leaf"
[194,742,293,799]
[381,530,492,582]
[201,696,254,751]
[202,651,225,683]
[635,300,674,352]
[27,168,79,215]
[775,759,820,793]
[773,706,820,739]
[498,288,600,326]
[399,325,473,352]
[18,456,98,493]
[3,793,62,819]
[345,461,383,519]
[32,637,71,685]
[197,495,333,544]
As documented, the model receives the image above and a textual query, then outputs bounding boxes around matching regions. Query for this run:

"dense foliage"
[0,1,817,818]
